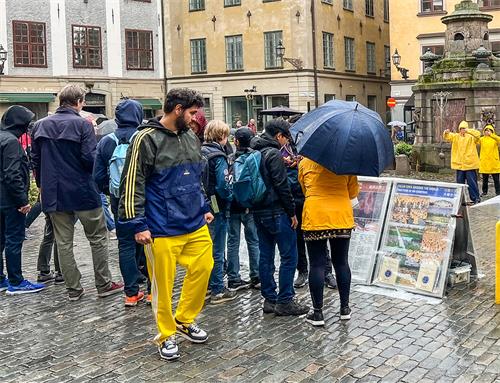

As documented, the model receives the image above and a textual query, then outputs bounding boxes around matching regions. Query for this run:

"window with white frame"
[343,0,353,10]
[190,38,207,73]
[224,0,241,6]
[421,0,443,13]
[344,37,355,71]
[264,31,283,69]
[323,32,335,69]
[189,0,205,11]
[366,0,374,16]
[366,42,376,74]
[384,0,389,21]
[225,35,243,71]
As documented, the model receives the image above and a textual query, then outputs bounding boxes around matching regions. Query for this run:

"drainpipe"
[160,0,168,100]
[311,0,319,108]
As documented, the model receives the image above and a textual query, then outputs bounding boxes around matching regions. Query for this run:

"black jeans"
[0,207,26,286]
[481,173,500,195]
[37,214,61,274]
[306,237,351,310]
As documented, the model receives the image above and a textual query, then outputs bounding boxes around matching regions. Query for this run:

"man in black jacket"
[250,119,309,316]
[0,105,45,295]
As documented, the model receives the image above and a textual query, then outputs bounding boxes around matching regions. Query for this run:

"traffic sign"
[387,98,397,108]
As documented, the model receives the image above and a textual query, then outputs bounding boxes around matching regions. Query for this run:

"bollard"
[496,221,500,304]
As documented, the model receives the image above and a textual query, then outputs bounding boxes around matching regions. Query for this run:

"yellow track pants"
[144,225,213,344]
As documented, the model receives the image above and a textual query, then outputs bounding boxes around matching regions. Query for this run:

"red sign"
[387,98,397,108]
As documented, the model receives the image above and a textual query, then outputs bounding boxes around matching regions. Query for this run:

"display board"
[348,177,392,284]
[373,180,463,298]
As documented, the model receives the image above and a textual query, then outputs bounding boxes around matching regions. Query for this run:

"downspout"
[160,0,168,100]
[311,0,319,108]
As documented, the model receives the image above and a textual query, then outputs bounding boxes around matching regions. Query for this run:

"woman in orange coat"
[299,158,359,326]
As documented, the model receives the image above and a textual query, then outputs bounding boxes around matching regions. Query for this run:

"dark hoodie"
[250,132,295,217]
[93,99,144,194]
[0,105,34,209]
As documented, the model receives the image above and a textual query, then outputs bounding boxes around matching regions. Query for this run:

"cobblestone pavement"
[1,204,500,383]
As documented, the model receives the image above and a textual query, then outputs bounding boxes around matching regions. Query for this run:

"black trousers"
[306,237,351,310]
[37,214,61,273]
[296,202,333,276]
[481,173,500,195]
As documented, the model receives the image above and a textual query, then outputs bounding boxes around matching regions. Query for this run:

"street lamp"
[392,49,409,80]
[0,44,7,75]
[276,40,303,70]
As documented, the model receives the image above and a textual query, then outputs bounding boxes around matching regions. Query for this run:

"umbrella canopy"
[79,111,108,125]
[388,121,407,127]
[96,119,117,137]
[470,195,500,209]
[260,105,303,117]
[289,100,394,177]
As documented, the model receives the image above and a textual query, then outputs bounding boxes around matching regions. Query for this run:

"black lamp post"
[0,44,7,75]
[392,48,409,80]
[276,40,303,70]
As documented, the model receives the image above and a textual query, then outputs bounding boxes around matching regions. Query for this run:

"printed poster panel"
[373,180,463,298]
[348,177,391,284]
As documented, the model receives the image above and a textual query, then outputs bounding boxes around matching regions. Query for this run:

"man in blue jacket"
[0,105,45,294]
[93,99,149,306]
[31,84,123,301]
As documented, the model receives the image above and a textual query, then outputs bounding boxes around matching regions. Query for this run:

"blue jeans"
[227,212,260,282]
[254,212,298,304]
[0,207,26,286]
[208,213,228,294]
[456,170,480,203]
[111,196,146,297]
[100,193,115,231]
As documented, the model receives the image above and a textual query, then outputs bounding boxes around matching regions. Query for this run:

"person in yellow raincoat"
[479,124,500,196]
[443,120,481,204]
[298,158,359,326]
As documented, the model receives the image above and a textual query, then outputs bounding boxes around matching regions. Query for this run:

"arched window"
[454,33,464,41]
[484,32,489,41]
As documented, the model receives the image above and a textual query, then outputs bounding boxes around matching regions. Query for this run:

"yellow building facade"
[389,0,500,123]
[164,0,391,129]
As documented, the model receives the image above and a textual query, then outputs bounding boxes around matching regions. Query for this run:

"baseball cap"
[234,127,254,147]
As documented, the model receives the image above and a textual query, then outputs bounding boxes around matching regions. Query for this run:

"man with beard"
[119,88,214,361]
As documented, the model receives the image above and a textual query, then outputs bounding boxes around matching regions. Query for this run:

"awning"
[133,98,162,110]
[404,93,415,109]
[0,92,56,103]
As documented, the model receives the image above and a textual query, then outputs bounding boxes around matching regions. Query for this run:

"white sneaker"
[158,336,179,361]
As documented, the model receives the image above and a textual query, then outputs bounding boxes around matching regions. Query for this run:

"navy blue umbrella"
[290,100,394,177]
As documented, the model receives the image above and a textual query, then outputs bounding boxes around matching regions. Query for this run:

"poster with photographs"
[373,180,463,298]
[348,177,392,284]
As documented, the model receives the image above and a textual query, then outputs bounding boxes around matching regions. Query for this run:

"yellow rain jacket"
[443,123,480,170]
[298,158,359,231]
[479,125,500,174]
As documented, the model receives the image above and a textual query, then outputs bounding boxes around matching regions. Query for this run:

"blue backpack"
[108,132,137,198]
[231,150,267,208]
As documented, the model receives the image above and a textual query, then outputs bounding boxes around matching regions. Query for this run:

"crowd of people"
[0,85,359,361]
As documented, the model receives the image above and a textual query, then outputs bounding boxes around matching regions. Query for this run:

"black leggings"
[306,237,351,310]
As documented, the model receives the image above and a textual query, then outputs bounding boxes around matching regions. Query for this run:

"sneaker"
[340,306,351,320]
[37,272,54,283]
[97,281,124,298]
[228,279,251,291]
[324,273,337,289]
[205,289,212,300]
[158,336,180,361]
[109,230,117,240]
[250,277,261,290]
[54,273,65,285]
[274,299,309,317]
[68,289,85,301]
[263,299,276,314]
[125,291,145,307]
[137,275,147,285]
[0,278,9,292]
[175,319,208,343]
[146,294,152,305]
[210,288,237,304]
[306,310,325,327]
[6,279,45,295]
[481,192,488,197]
[294,272,308,288]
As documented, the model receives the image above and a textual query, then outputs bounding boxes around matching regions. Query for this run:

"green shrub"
[395,142,413,157]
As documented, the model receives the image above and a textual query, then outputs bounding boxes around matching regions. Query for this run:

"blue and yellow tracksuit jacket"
[118,118,210,237]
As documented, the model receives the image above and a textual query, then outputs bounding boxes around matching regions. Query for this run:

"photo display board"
[373,180,463,298]
[349,177,392,284]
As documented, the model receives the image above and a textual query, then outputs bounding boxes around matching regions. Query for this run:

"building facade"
[164,0,391,129]
[0,0,165,119]
[389,0,500,125]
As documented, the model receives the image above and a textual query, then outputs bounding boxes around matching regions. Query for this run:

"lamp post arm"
[283,57,303,70]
